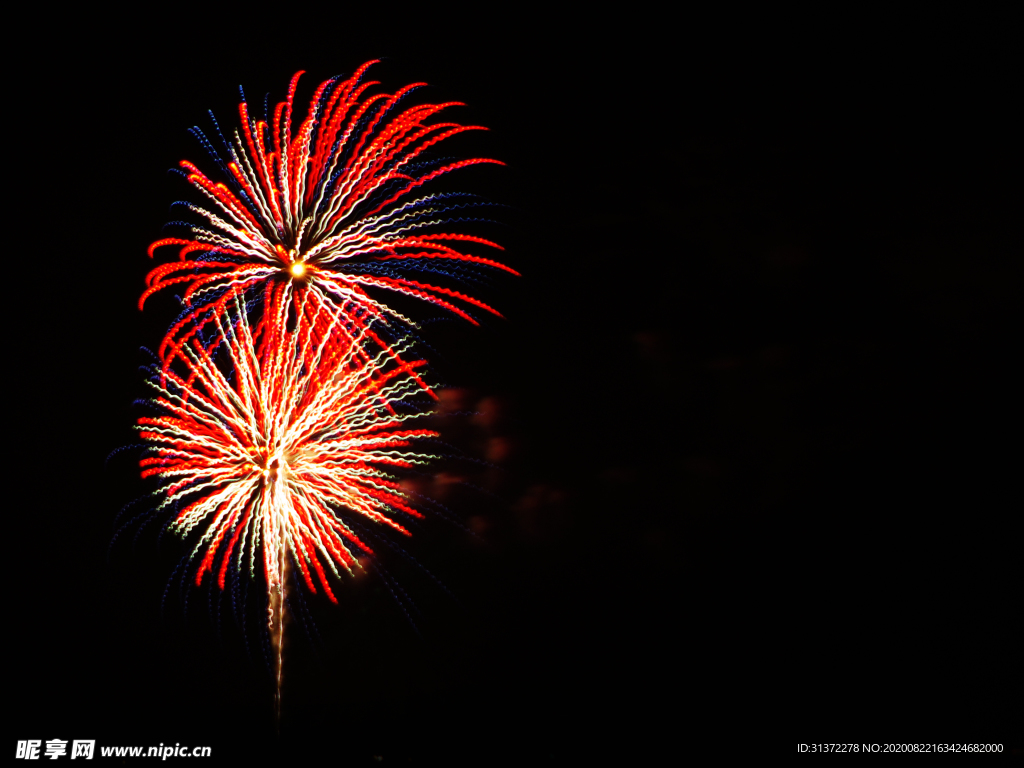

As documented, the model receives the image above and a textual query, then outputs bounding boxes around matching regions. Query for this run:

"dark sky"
[12,10,1021,762]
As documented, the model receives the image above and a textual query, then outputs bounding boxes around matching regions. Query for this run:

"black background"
[11,9,1021,762]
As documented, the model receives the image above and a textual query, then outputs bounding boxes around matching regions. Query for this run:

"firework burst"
[136,287,440,710]
[126,62,510,722]
[141,60,516,374]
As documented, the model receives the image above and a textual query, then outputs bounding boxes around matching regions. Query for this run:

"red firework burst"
[141,60,516,375]
[138,289,439,605]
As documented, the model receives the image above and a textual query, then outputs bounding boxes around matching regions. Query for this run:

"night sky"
[12,11,1021,762]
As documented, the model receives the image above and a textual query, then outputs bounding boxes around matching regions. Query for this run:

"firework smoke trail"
[137,287,441,716]
[140,60,517,377]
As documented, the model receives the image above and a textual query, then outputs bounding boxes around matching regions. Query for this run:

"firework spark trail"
[140,61,517,377]
[137,289,441,712]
